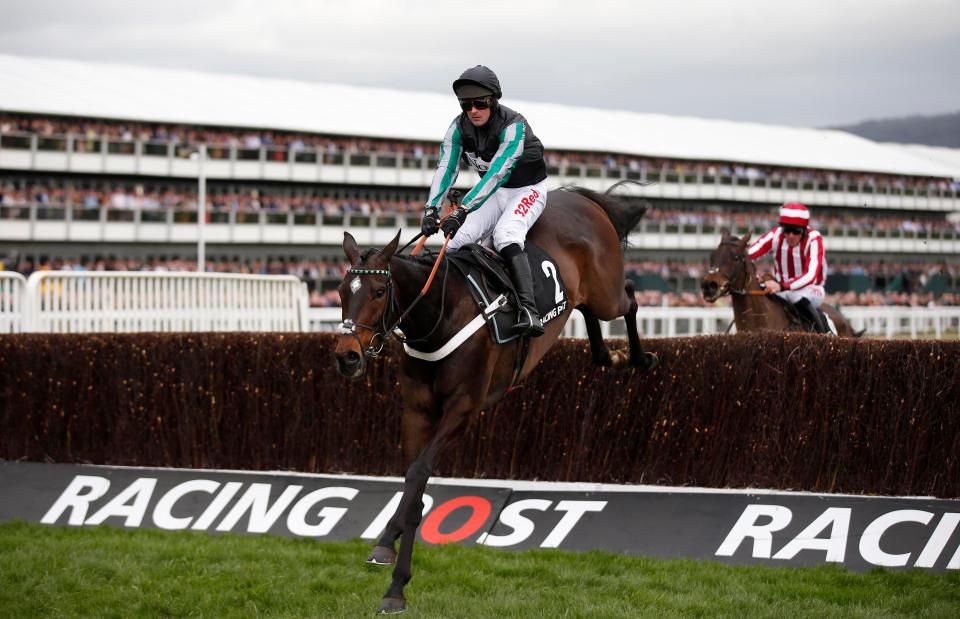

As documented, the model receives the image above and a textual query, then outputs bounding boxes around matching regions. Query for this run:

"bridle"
[337,266,399,359]
[337,256,450,361]
[707,240,757,297]
[337,210,455,364]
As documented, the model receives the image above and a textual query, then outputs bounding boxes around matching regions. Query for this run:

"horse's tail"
[560,180,649,242]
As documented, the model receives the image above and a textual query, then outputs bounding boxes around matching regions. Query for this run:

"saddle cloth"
[445,242,569,344]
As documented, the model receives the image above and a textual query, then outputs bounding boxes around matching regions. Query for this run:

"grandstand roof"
[889,144,960,179]
[1,53,956,179]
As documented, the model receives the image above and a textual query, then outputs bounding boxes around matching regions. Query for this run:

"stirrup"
[513,307,545,337]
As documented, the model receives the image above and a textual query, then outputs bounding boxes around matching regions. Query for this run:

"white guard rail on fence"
[22,271,309,333]
[5,272,958,338]
[307,305,960,339]
[306,306,735,338]
[0,272,27,333]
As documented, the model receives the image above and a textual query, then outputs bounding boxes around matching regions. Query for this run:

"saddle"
[445,242,569,344]
[768,295,835,334]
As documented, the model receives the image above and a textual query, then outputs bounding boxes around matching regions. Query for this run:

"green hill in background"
[831,110,960,148]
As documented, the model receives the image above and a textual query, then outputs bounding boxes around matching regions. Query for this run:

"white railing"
[307,305,960,339]
[306,306,734,338]
[0,271,27,333]
[22,271,309,333]
[843,306,960,339]
[7,273,958,338]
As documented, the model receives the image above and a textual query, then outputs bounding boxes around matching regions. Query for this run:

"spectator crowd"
[3,112,958,193]
[3,112,958,310]
[3,178,959,235]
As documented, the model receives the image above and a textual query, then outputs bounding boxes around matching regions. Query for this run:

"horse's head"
[701,229,752,303]
[334,230,401,380]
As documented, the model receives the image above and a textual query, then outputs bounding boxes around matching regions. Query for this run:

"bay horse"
[700,230,859,336]
[333,183,658,614]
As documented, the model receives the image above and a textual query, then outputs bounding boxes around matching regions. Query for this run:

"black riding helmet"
[452,65,502,100]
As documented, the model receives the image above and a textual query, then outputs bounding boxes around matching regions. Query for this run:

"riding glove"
[420,208,439,237]
[440,207,468,238]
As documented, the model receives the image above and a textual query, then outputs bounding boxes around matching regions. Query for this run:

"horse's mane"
[357,247,434,267]
[559,181,648,242]
[393,252,437,266]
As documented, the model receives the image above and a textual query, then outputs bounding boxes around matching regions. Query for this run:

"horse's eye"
[374,288,386,298]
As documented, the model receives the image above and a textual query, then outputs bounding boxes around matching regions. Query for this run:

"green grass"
[1,521,957,618]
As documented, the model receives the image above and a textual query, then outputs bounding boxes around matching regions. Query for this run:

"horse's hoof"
[377,596,406,614]
[366,545,396,566]
[643,352,660,371]
[610,350,628,368]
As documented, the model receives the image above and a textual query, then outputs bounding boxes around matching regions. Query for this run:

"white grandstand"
[2,54,957,178]
[1,54,958,337]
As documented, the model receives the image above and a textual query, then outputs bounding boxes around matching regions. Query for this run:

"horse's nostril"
[335,350,362,369]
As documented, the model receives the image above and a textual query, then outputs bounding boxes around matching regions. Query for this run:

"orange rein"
[420,234,451,295]
[411,234,430,257]
[411,203,457,294]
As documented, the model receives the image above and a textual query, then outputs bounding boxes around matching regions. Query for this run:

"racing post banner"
[1,462,958,572]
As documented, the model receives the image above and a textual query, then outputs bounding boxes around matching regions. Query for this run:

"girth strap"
[403,294,508,362]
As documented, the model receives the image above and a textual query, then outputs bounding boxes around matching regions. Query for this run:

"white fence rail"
[844,306,960,339]
[4,272,958,338]
[0,272,27,333]
[20,271,309,333]
[308,305,960,339]
[308,306,737,338]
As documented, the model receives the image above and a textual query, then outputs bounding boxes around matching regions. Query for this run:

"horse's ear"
[343,231,361,265]
[380,230,402,261]
[720,227,731,240]
[739,232,752,247]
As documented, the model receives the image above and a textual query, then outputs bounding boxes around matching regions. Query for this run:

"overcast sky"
[1,0,957,128]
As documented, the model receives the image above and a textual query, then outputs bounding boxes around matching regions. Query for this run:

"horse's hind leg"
[623,281,658,370]
[578,304,613,367]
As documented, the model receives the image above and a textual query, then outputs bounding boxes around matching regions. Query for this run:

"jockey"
[747,203,830,333]
[420,65,548,337]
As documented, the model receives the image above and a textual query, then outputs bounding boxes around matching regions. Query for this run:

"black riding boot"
[795,298,829,334]
[502,244,545,337]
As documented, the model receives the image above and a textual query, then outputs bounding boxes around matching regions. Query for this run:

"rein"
[338,234,452,360]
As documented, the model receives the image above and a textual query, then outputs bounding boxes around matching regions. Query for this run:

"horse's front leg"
[377,398,474,615]
[367,406,434,566]
[375,457,431,614]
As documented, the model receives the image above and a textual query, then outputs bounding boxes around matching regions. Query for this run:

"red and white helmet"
[778,203,810,228]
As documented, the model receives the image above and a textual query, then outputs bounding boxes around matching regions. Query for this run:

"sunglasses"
[459,97,492,112]
[782,225,805,235]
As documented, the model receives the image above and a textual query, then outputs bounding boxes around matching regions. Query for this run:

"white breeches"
[776,284,825,308]
[447,180,548,252]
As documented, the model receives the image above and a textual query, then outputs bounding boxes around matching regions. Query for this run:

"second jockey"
[747,203,831,333]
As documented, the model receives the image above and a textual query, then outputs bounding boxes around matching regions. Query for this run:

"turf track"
[1,521,958,618]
